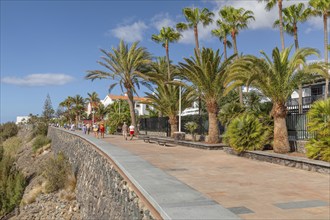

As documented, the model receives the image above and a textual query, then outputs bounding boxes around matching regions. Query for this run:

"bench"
[143,137,151,143]
[157,140,167,146]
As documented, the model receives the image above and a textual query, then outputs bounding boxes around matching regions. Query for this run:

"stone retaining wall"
[223,147,330,174]
[48,128,155,220]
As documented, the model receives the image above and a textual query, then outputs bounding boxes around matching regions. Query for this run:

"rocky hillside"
[2,127,81,220]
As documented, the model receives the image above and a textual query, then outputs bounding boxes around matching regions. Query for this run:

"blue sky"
[0,0,326,123]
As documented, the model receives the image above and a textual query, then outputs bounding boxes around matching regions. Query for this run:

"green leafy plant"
[0,122,18,142]
[0,156,26,216]
[224,113,271,153]
[184,121,198,142]
[305,99,330,162]
[2,137,22,158]
[42,152,72,193]
[218,102,245,127]
[32,135,51,152]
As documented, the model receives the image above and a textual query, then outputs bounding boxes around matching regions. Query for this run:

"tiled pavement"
[89,133,329,219]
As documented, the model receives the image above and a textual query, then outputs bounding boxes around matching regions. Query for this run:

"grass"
[32,135,51,153]
[2,137,22,157]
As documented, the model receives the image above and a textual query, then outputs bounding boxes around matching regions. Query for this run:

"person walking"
[86,123,91,135]
[100,122,105,138]
[82,123,87,134]
[129,124,135,140]
[93,123,99,138]
[122,122,128,140]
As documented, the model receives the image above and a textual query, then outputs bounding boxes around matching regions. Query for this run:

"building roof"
[108,95,149,102]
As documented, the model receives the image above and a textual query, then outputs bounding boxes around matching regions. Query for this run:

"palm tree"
[151,27,181,80]
[70,95,86,126]
[211,21,232,60]
[176,7,214,57]
[219,6,255,104]
[274,3,312,113]
[227,46,325,153]
[179,48,236,143]
[142,58,194,136]
[86,92,100,123]
[309,0,330,99]
[86,40,151,127]
[59,96,73,123]
[95,103,108,121]
[259,0,289,50]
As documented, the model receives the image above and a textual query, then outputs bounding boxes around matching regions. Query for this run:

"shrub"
[0,156,26,216]
[42,152,72,193]
[32,135,51,152]
[2,137,22,157]
[305,136,330,162]
[184,122,198,141]
[224,113,271,153]
[218,102,245,127]
[0,122,18,142]
[31,122,48,138]
[306,99,330,161]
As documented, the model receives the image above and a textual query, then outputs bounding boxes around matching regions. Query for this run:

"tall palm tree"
[309,0,330,99]
[86,92,100,123]
[227,46,325,153]
[211,21,232,60]
[259,0,289,50]
[70,95,86,126]
[86,40,151,127]
[176,7,214,57]
[219,6,255,104]
[274,3,312,113]
[179,48,236,143]
[151,27,181,80]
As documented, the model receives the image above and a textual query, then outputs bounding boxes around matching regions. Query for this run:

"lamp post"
[174,79,182,133]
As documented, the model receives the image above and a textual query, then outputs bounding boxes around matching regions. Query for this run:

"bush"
[31,122,48,138]
[218,102,245,127]
[305,137,330,162]
[224,113,271,153]
[2,137,22,157]
[0,122,18,142]
[0,155,26,216]
[184,122,198,141]
[32,135,51,152]
[306,99,330,161]
[42,152,72,193]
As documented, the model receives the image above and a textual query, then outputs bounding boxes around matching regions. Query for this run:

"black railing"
[286,113,314,140]
[287,94,327,107]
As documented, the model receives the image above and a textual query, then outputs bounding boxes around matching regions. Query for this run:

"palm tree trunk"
[165,43,171,81]
[294,26,303,113]
[223,41,227,60]
[278,0,285,51]
[206,102,219,144]
[232,33,243,105]
[272,102,290,153]
[194,25,200,58]
[168,115,178,137]
[126,87,136,127]
[323,13,329,99]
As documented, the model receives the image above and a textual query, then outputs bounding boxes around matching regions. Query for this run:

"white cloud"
[109,21,148,42]
[151,13,177,30]
[1,73,74,86]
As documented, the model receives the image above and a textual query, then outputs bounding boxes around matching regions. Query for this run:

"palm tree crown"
[176,7,214,57]
[151,27,181,80]
[86,40,151,127]
[211,21,232,60]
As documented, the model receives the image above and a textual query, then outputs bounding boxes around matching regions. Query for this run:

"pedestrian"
[82,123,87,134]
[122,122,128,140]
[100,122,105,138]
[93,123,99,138]
[129,124,135,140]
[86,123,91,135]
[70,123,75,131]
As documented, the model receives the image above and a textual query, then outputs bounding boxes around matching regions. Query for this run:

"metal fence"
[139,114,225,137]
[286,113,314,140]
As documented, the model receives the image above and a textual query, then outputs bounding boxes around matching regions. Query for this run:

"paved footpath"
[91,133,329,219]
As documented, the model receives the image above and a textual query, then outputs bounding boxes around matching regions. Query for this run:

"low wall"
[223,147,330,174]
[48,128,157,220]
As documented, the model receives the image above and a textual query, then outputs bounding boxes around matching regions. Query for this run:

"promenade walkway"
[84,131,329,219]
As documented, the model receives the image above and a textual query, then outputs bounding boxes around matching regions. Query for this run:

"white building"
[101,94,152,116]
[16,116,30,124]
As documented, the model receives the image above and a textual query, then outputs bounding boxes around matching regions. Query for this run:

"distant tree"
[42,94,55,122]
